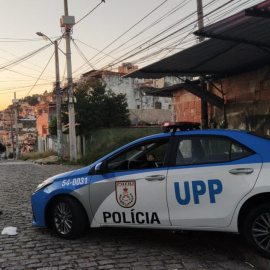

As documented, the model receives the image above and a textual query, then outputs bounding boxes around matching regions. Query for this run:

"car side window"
[107,138,169,172]
[176,136,253,166]
[230,142,253,161]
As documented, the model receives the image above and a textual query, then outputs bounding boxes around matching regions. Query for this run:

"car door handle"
[229,168,254,175]
[145,175,165,181]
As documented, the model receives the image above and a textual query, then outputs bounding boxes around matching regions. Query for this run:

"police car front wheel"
[50,196,87,239]
[243,203,270,259]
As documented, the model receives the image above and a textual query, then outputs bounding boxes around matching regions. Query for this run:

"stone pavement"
[0,160,269,270]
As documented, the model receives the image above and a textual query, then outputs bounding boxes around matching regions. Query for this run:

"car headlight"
[35,178,54,193]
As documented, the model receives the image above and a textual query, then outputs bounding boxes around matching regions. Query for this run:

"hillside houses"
[0,93,56,157]
[80,63,179,125]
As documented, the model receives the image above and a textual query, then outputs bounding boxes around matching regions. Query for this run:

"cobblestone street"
[0,160,269,269]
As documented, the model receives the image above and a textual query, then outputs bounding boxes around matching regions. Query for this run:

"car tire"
[243,202,270,259]
[50,196,87,239]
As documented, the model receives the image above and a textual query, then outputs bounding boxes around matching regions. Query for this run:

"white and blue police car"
[31,122,270,258]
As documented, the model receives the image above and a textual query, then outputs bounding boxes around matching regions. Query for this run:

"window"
[231,142,253,161]
[107,138,169,172]
[176,136,253,166]
[155,102,162,109]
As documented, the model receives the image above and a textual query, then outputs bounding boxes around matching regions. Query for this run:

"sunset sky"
[0,0,263,110]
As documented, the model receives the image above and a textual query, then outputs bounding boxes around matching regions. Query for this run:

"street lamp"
[36,32,63,159]
[36,32,66,55]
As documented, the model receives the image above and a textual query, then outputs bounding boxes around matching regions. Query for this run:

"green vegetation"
[77,134,139,165]
[20,150,57,161]
[49,116,57,136]
[62,80,130,136]
[22,94,41,106]
[76,126,163,166]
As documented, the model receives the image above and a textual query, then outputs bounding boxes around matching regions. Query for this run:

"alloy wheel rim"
[252,212,270,251]
[54,202,73,235]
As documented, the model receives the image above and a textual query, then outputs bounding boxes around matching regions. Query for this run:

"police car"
[31,123,270,258]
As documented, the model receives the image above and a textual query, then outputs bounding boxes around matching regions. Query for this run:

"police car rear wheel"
[243,203,270,259]
[51,196,87,239]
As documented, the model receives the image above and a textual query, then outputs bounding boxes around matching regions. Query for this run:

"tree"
[23,94,40,106]
[49,116,57,136]
[62,80,130,136]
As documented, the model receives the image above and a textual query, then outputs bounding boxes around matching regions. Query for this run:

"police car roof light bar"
[163,122,201,133]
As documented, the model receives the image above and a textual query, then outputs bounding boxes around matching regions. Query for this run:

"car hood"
[50,166,91,181]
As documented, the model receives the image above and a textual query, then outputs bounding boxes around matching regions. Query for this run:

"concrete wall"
[129,109,172,125]
[102,74,171,110]
[38,136,46,153]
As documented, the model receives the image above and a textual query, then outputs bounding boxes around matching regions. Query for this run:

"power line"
[75,39,117,61]
[73,0,168,74]
[95,0,262,72]
[25,51,55,97]
[0,36,61,42]
[75,0,106,25]
[0,42,54,71]
[0,48,55,75]
[0,83,53,94]
[99,0,237,71]
[71,38,95,70]
[76,0,212,74]
[0,68,54,81]
[90,0,192,68]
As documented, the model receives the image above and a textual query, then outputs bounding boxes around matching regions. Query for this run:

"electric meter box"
[60,16,75,27]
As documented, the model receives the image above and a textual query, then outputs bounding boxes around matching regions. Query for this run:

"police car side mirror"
[95,162,102,172]
[94,161,108,174]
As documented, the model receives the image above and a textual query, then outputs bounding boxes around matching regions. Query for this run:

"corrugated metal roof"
[125,0,270,79]
[194,0,270,48]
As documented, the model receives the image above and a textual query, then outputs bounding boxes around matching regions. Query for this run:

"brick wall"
[172,65,270,133]
[172,90,202,123]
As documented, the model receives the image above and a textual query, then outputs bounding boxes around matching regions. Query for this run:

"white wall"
[102,74,172,110]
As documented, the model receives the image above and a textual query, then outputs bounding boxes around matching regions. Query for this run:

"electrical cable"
[78,0,262,72]
[0,48,55,75]
[0,68,54,81]
[75,0,106,25]
[73,0,169,75]
[25,51,55,97]
[0,83,54,94]
[74,39,117,60]
[0,42,54,71]
[78,0,216,74]
[71,38,95,70]
[98,0,237,71]
[90,0,192,67]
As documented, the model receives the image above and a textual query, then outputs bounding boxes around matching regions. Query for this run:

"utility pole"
[9,114,15,159]
[54,41,63,159]
[13,93,19,159]
[197,0,205,43]
[36,32,64,159]
[197,0,208,129]
[62,0,77,161]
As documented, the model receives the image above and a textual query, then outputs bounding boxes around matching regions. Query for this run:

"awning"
[142,80,224,109]
[125,0,270,79]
